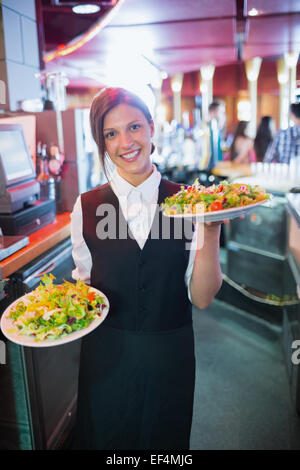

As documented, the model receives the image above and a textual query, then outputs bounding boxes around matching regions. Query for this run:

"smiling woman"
[103,103,154,186]
[90,88,155,184]
[70,86,222,450]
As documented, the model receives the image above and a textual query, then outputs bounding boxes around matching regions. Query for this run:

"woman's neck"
[116,165,154,187]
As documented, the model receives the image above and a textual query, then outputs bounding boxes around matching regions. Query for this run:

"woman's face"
[243,122,251,138]
[269,119,276,137]
[103,103,154,185]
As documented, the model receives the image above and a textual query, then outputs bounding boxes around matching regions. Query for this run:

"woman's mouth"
[120,149,140,162]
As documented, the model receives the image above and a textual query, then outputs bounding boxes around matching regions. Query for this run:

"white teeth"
[121,150,139,159]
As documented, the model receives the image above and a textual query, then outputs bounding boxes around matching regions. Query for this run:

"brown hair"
[89,87,154,180]
[230,121,249,161]
[290,102,300,119]
[254,116,275,162]
[208,100,223,113]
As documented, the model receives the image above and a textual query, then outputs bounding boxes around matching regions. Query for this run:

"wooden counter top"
[212,162,253,178]
[0,212,71,280]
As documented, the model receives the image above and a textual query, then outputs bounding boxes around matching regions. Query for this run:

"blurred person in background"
[207,100,226,169]
[225,121,256,163]
[264,102,300,163]
[253,116,276,162]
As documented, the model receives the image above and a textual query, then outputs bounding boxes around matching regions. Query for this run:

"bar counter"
[0,212,77,450]
[0,212,71,280]
[287,193,300,228]
[212,161,253,178]
[285,193,300,415]
[287,193,300,291]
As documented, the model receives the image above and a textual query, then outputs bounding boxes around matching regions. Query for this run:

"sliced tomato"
[210,201,223,211]
[87,291,96,302]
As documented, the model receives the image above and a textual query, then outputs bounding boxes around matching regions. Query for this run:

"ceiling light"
[170,74,183,93]
[248,8,259,16]
[72,4,101,14]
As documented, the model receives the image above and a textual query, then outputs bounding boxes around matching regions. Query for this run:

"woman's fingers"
[205,219,229,227]
[199,215,245,227]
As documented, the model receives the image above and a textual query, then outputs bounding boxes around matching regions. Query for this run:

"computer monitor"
[0,124,36,188]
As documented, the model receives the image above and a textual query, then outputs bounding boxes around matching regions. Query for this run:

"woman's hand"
[193,219,229,236]
[205,219,230,228]
[204,215,244,229]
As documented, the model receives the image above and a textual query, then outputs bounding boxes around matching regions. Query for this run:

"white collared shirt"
[70,165,197,302]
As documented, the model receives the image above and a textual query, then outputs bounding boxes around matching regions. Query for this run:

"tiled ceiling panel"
[247,15,300,43]
[63,17,236,74]
[244,14,300,59]
[42,0,300,86]
[151,47,237,75]
[247,0,300,15]
[92,18,235,52]
[109,0,236,25]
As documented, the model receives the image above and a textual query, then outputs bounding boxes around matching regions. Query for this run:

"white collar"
[111,164,161,203]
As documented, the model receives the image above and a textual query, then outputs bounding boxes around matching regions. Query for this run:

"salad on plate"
[4,274,108,342]
[161,179,270,216]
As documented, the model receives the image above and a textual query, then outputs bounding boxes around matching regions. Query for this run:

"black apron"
[73,178,196,450]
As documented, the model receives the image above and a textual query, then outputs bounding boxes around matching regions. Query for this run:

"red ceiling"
[107,0,236,23]
[247,0,300,15]
[42,0,300,88]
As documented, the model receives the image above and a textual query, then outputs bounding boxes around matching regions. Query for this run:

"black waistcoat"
[81,178,194,332]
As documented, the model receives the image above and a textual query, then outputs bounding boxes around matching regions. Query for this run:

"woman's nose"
[119,131,134,149]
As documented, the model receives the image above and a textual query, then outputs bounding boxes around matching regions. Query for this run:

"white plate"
[0,287,109,348]
[163,199,271,223]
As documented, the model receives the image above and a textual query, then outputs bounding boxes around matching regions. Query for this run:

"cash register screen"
[0,124,35,186]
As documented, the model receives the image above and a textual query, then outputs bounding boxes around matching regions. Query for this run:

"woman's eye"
[130,124,141,131]
[105,131,115,139]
